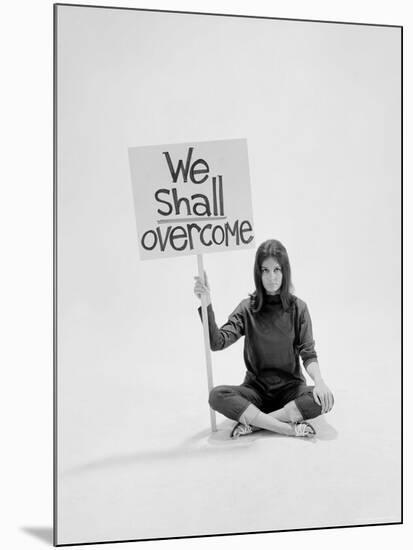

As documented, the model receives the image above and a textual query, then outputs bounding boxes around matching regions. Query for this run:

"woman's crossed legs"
[209,383,324,437]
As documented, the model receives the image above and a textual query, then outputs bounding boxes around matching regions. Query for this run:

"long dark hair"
[250,239,294,313]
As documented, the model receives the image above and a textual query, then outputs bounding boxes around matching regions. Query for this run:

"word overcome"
[140,147,253,252]
[142,219,253,251]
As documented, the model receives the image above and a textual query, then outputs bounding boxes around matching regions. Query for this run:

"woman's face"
[261,256,283,295]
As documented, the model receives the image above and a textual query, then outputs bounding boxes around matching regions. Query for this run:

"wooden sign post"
[197,253,216,432]
[129,139,254,432]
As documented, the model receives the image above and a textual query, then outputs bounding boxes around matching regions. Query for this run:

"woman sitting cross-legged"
[194,239,334,439]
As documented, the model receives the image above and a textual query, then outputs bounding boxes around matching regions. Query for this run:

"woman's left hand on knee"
[313,381,334,414]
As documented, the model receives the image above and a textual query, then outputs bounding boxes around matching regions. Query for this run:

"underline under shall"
[157,216,228,224]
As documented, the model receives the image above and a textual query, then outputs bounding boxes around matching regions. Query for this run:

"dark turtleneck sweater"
[198,293,318,392]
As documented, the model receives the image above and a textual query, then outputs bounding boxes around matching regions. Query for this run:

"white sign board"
[128,139,255,260]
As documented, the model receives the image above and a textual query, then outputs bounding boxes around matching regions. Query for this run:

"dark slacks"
[209,381,322,422]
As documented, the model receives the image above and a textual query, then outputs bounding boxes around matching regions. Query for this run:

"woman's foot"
[230,422,261,439]
[294,421,316,437]
[231,420,316,439]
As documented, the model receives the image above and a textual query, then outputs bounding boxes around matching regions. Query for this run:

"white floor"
[57,384,401,545]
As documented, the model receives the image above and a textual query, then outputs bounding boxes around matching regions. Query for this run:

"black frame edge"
[52,2,402,29]
[400,24,404,527]
[54,521,403,547]
[53,2,58,547]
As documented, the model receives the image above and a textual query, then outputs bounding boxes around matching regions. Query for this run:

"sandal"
[230,422,260,439]
[294,421,316,437]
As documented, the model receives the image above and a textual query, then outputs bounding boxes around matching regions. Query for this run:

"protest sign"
[128,139,255,260]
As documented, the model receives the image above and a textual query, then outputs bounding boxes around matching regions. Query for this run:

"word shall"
[141,219,253,251]
[155,176,224,217]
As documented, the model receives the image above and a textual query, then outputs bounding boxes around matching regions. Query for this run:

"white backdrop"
[54,5,401,544]
[2,1,410,550]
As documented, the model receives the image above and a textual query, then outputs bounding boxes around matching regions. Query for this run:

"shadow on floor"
[21,526,53,545]
[62,422,255,477]
[308,415,338,440]
[62,417,337,477]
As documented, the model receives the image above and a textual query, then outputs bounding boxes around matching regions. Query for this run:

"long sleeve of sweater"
[295,301,318,368]
[197,302,245,351]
